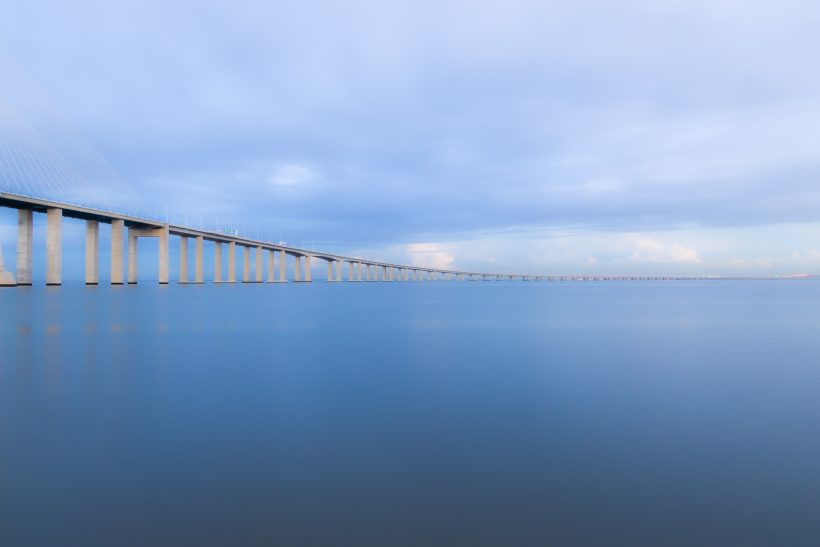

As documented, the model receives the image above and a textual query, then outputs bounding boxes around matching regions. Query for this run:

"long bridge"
[1,192,815,287]
[0,192,540,286]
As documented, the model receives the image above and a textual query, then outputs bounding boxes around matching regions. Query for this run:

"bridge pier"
[179,237,189,282]
[278,250,286,282]
[195,236,204,283]
[228,242,236,283]
[128,231,138,283]
[267,249,276,282]
[111,219,124,284]
[46,208,62,286]
[16,209,32,285]
[242,246,251,282]
[254,246,263,282]
[128,225,169,284]
[85,220,99,285]
[214,242,222,282]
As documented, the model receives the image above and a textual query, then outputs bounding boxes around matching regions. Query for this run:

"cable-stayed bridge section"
[0,192,536,286]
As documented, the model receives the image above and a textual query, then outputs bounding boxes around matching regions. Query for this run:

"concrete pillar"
[279,250,286,282]
[294,255,302,282]
[214,242,222,282]
[336,261,342,282]
[16,209,32,285]
[85,220,99,285]
[195,236,204,283]
[128,229,138,284]
[179,237,188,282]
[111,219,124,285]
[46,208,62,286]
[255,246,263,282]
[243,246,250,282]
[159,226,169,284]
[228,242,236,283]
[357,262,363,281]
[305,256,312,282]
[364,264,371,281]
[327,260,333,281]
[267,249,275,282]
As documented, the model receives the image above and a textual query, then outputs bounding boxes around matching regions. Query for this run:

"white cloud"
[269,163,317,187]
[630,237,701,263]
[406,243,455,269]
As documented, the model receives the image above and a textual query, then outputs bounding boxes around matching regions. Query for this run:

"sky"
[3,0,820,277]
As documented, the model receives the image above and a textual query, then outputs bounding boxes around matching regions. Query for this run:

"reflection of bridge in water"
[1,192,816,286]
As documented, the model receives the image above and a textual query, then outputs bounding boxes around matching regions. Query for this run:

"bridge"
[2,192,816,287]
[0,191,543,286]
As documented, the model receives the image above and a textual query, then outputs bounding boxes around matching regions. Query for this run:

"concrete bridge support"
[242,246,251,282]
[278,250,286,282]
[267,249,275,282]
[128,226,169,284]
[228,242,236,283]
[179,237,189,282]
[195,236,204,283]
[327,260,333,281]
[46,208,62,286]
[16,210,32,285]
[255,246,263,282]
[214,242,222,282]
[128,228,137,285]
[304,256,312,282]
[85,220,99,285]
[294,255,302,282]
[357,262,363,281]
[336,261,342,281]
[111,219,124,285]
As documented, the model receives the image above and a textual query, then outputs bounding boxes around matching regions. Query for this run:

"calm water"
[2,281,820,546]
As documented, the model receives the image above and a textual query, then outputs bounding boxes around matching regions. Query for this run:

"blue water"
[2,281,820,546]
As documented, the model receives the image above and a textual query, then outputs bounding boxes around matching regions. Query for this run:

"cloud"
[406,243,455,269]
[630,237,701,263]
[269,163,317,187]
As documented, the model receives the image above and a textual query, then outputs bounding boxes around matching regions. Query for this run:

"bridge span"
[0,192,538,286]
[1,193,816,287]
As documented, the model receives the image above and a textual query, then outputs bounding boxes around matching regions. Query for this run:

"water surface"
[2,281,820,546]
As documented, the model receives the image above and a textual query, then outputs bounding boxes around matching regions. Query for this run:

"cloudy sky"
[2,0,820,276]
